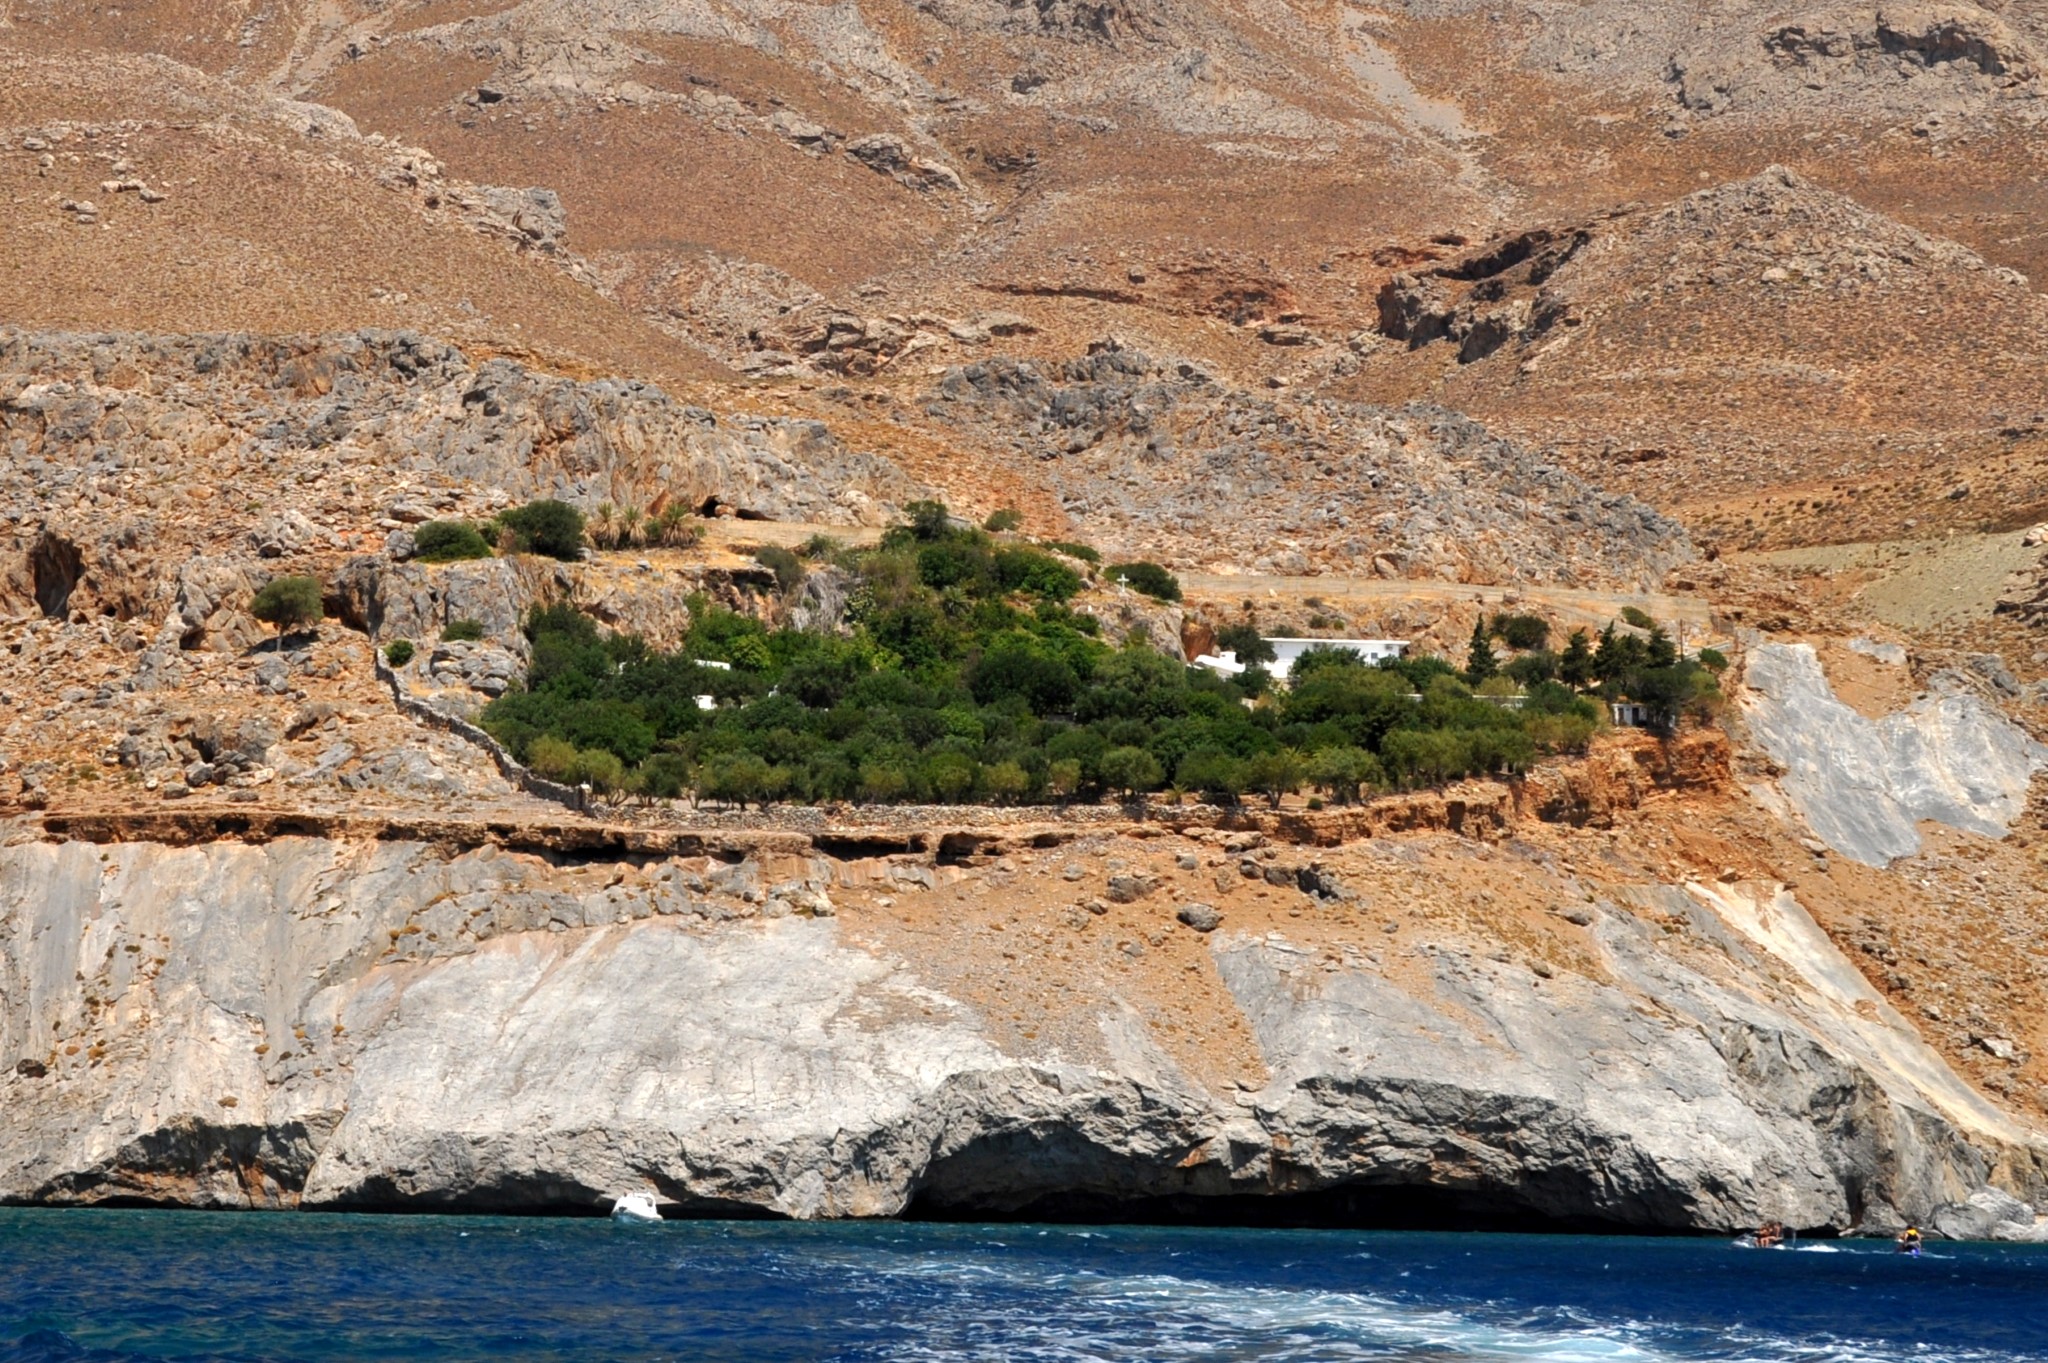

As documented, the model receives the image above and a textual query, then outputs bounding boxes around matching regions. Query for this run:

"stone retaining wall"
[372,652,589,814]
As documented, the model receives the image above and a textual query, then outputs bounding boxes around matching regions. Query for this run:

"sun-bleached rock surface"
[4,828,2042,1232]
[1742,641,2048,866]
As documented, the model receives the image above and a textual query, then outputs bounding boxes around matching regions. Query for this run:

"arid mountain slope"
[1349,167,2048,549]
[0,47,718,388]
[17,0,2048,394]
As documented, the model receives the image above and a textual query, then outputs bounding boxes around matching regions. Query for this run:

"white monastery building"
[1194,637,1410,683]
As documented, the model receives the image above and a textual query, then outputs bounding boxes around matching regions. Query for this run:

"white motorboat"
[610,1191,663,1223]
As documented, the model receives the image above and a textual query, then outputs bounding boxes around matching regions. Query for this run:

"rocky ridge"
[921,342,1692,585]
[1355,167,2048,548]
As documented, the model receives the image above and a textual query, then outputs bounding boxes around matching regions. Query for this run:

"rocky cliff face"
[5,807,2043,1233]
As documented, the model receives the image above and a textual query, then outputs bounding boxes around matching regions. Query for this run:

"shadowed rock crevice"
[908,1182,1709,1233]
[28,532,83,619]
[10,1116,332,1210]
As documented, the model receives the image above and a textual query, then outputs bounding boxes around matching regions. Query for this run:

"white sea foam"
[842,1245,2040,1363]
[859,1254,1673,1362]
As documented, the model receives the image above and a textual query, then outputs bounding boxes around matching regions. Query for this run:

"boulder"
[1105,873,1158,903]
[1931,1187,2040,1241]
[249,511,316,558]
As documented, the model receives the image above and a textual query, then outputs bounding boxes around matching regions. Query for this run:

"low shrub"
[1108,560,1181,602]
[442,618,486,643]
[384,639,416,668]
[755,545,805,594]
[495,499,586,560]
[413,520,493,563]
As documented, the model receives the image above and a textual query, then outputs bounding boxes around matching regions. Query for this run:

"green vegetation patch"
[494,499,586,561]
[480,504,1621,807]
[1107,561,1181,602]
[250,575,323,639]
[412,520,494,563]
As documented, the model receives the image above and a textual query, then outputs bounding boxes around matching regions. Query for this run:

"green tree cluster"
[1213,623,1277,665]
[1487,612,1550,650]
[479,506,1608,807]
[493,499,586,560]
[1107,561,1181,602]
[1589,620,1721,730]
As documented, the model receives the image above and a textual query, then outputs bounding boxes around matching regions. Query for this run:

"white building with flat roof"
[1265,637,1408,681]
[1192,638,1410,684]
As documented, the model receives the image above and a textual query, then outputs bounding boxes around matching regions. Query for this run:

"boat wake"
[840,1241,2037,1363]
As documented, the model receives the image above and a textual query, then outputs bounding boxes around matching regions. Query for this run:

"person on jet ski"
[1897,1227,1923,1254]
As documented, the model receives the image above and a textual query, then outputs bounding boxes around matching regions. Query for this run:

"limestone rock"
[926,344,1689,587]
[335,555,551,654]
[1,836,2042,1229]
[250,511,316,559]
[1105,872,1157,903]
[1742,641,2048,865]
[1,329,923,531]
[788,565,854,635]
[1931,1186,2048,1242]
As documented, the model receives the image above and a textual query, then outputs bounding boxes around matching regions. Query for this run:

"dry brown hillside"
[9,3,2048,584]
[1347,167,2048,550]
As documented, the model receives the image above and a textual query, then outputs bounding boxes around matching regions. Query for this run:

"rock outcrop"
[1355,168,2048,549]
[1,328,922,530]
[924,343,1692,587]
[1741,641,2048,866]
[3,826,2042,1230]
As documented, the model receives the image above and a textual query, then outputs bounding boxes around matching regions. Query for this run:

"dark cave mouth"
[19,1184,1804,1236]
[902,1184,1714,1236]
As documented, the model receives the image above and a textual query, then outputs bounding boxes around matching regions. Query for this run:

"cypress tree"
[1559,628,1595,688]
[1465,619,1499,684]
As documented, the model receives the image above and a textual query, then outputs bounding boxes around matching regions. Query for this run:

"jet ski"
[1737,1222,1788,1249]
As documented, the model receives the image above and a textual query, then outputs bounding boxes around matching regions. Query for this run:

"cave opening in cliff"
[30,531,83,619]
[906,1183,1690,1236]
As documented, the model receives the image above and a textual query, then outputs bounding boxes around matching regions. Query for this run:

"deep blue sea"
[0,1211,2042,1362]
